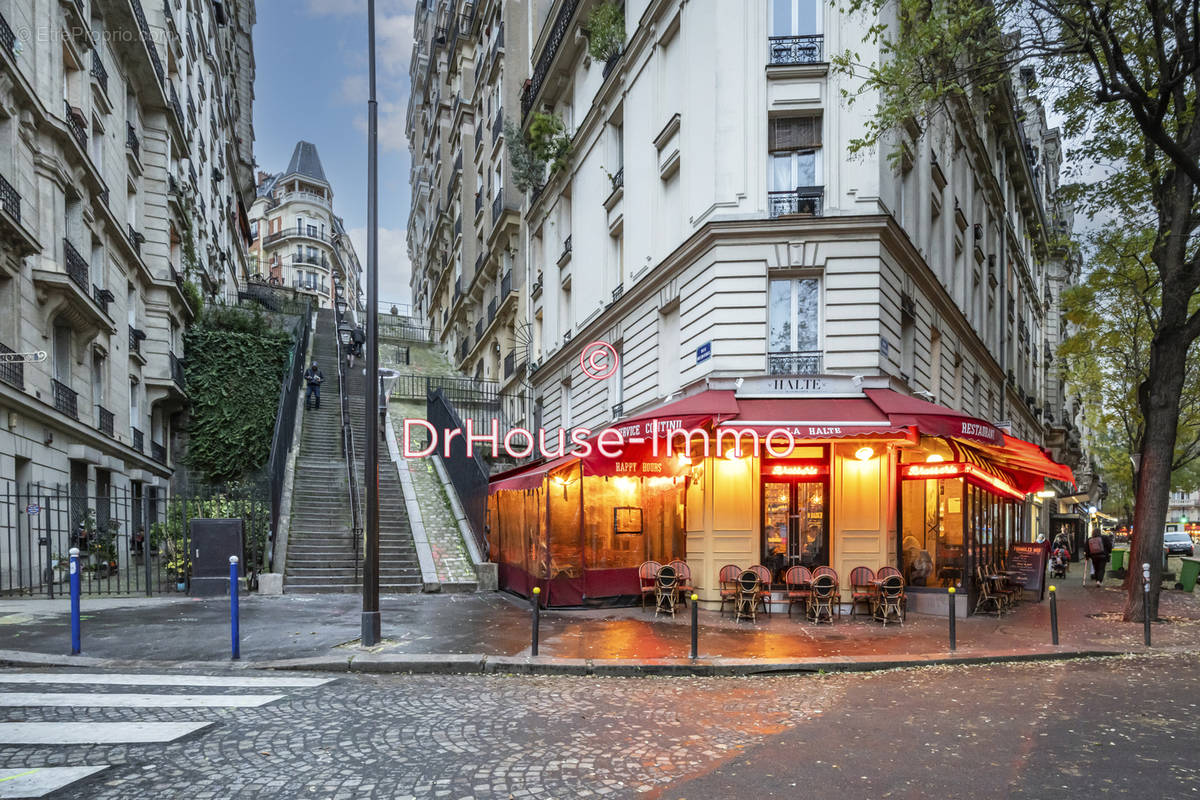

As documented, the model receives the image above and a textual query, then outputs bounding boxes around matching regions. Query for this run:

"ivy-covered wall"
[183,312,294,483]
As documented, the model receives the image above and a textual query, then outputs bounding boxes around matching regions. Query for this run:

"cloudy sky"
[252,0,416,306]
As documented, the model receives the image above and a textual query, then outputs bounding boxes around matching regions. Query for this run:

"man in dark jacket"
[1086,527,1114,586]
[304,361,324,410]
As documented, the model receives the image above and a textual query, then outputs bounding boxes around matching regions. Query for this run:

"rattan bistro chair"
[973,565,1005,616]
[718,564,742,616]
[807,574,837,623]
[784,566,813,617]
[874,575,905,626]
[748,564,773,616]
[735,570,762,622]
[655,565,680,617]
[812,566,841,618]
[638,561,662,612]
[848,566,877,618]
[668,560,694,603]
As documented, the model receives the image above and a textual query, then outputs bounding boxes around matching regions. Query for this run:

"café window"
[768,277,821,374]
[900,473,965,588]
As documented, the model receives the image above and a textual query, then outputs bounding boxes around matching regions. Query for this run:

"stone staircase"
[344,357,424,593]
[284,309,362,593]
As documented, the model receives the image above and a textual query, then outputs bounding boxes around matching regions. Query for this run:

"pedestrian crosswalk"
[0,669,334,798]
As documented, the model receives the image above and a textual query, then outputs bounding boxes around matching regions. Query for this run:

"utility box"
[189,518,244,597]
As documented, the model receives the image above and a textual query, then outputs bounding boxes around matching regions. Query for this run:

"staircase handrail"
[336,322,362,583]
[264,302,312,571]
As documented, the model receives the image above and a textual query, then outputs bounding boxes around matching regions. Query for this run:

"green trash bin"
[1180,557,1200,593]
[1111,549,1127,572]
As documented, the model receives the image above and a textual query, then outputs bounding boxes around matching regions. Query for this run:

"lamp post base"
[361,611,381,647]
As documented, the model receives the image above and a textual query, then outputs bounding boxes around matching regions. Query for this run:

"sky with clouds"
[252,0,416,306]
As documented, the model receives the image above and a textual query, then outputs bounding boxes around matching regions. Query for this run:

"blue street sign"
[696,341,712,364]
[26,504,39,515]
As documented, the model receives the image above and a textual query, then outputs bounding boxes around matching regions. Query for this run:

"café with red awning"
[486,382,1073,612]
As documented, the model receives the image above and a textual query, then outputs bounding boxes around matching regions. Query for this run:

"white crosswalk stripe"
[0,669,333,798]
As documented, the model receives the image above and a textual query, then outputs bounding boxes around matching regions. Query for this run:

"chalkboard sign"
[1007,542,1047,598]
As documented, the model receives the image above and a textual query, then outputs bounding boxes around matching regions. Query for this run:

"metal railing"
[492,110,502,145]
[63,239,88,291]
[0,11,15,56]
[336,318,362,583]
[168,351,185,390]
[130,0,166,87]
[97,405,114,437]
[126,123,140,160]
[127,224,143,255]
[0,171,19,222]
[378,317,430,342]
[768,186,824,218]
[501,270,512,297]
[264,306,311,570]
[63,101,86,148]
[521,0,581,119]
[428,388,489,558]
[504,351,515,378]
[0,342,23,390]
[492,194,503,221]
[92,285,113,313]
[52,379,78,419]
[768,34,824,65]
[131,427,144,453]
[767,350,824,375]
[170,85,185,130]
[91,50,108,94]
[151,441,167,464]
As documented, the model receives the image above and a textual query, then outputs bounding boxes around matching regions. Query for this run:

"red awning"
[720,396,914,440]
[488,454,577,492]
[608,389,741,439]
[972,434,1076,486]
[865,388,1004,446]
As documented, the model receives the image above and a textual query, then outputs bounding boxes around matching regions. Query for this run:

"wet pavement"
[0,579,1197,665]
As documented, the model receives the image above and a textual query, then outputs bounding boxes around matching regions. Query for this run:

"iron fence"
[378,316,431,343]
[264,307,311,570]
[428,389,488,559]
[0,481,270,597]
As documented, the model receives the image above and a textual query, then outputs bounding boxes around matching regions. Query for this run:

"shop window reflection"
[901,477,964,587]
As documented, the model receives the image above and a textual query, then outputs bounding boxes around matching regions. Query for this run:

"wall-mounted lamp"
[925,454,945,463]
[1036,490,1056,499]
[854,446,875,461]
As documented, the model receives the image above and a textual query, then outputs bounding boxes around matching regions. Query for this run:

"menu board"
[1007,542,1047,598]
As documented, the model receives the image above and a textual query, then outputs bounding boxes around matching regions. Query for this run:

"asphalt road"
[0,652,1195,798]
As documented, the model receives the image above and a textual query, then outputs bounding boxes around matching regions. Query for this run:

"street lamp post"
[361,0,382,646]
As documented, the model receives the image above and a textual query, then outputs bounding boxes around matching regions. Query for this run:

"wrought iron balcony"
[129,326,145,355]
[92,285,114,313]
[0,11,15,57]
[62,239,88,290]
[126,123,140,160]
[0,342,23,390]
[475,192,483,216]
[130,0,166,86]
[475,319,484,340]
[131,426,144,453]
[170,85,185,130]
[127,224,144,255]
[91,50,109,95]
[501,270,512,297]
[492,194,503,222]
[52,379,78,419]
[768,186,824,218]
[522,0,581,119]
[151,441,167,464]
[492,110,502,146]
[63,101,87,149]
[0,171,20,222]
[768,34,824,66]
[97,405,114,437]
[612,283,624,301]
[504,351,515,378]
[768,350,823,376]
[487,297,497,324]
[168,351,185,389]
[453,276,463,304]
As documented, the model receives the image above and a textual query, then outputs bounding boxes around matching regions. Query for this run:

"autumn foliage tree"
[833,0,1199,620]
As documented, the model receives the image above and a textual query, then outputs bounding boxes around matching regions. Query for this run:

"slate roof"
[284,141,329,184]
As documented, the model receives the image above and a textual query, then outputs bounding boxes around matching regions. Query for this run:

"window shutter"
[769,116,822,151]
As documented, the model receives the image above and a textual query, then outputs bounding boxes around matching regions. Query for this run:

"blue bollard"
[230,555,240,660]
[69,547,80,655]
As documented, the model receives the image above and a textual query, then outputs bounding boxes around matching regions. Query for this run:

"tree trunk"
[1123,327,1191,622]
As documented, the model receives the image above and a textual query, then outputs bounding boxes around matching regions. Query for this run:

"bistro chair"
[784,566,813,618]
[668,560,694,603]
[874,575,905,626]
[655,565,680,617]
[848,566,877,618]
[718,564,742,616]
[973,565,1005,616]
[807,574,837,624]
[749,564,774,616]
[735,569,762,623]
[638,561,662,612]
[876,565,902,581]
[812,566,841,618]
[986,562,1018,610]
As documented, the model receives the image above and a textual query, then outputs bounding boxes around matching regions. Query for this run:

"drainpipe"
[998,148,1007,423]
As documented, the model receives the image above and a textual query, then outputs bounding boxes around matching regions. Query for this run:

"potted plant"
[584,1,625,63]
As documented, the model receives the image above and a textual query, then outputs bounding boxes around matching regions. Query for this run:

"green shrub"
[586,1,625,62]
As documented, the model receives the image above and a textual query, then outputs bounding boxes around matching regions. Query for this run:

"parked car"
[1164,531,1195,557]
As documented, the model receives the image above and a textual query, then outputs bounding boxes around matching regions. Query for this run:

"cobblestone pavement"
[2,653,1195,798]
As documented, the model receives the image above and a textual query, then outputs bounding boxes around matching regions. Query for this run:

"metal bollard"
[948,586,956,652]
[1049,585,1059,645]
[689,594,699,660]
[531,586,541,656]
[230,556,240,661]
[69,548,81,655]
[1142,562,1151,647]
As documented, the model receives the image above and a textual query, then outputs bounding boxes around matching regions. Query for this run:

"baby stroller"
[1050,546,1069,579]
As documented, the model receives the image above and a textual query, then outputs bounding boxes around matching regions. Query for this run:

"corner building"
[411,0,1090,614]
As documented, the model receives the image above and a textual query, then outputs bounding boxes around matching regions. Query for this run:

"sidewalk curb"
[0,647,1142,676]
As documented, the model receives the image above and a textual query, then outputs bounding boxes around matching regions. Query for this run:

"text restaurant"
[486,380,1073,614]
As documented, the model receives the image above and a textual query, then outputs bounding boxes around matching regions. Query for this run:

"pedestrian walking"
[304,361,324,410]
[1086,526,1114,586]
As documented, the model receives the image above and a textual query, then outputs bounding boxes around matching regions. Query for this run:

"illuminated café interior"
[486,388,1072,613]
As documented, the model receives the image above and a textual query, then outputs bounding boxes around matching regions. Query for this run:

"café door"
[762,478,828,583]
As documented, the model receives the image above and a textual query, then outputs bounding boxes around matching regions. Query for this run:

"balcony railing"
[92,284,114,313]
[97,405,114,437]
[127,224,144,255]
[90,50,109,94]
[63,101,87,149]
[475,192,483,216]
[52,379,78,419]
[0,171,20,222]
[501,269,512,297]
[768,186,824,218]
[768,34,824,66]
[169,351,185,390]
[63,238,88,290]
[453,216,462,238]
[151,441,167,464]
[131,0,166,87]
[126,122,140,160]
[0,11,15,57]
[487,298,497,324]
[453,276,463,305]
[131,426,144,453]
[768,350,823,375]
[492,194,503,221]
[504,351,515,378]
[522,0,582,119]
[475,319,484,340]
[492,110,502,145]
[170,84,185,130]
[129,326,145,355]
[612,283,624,301]
[0,342,23,390]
